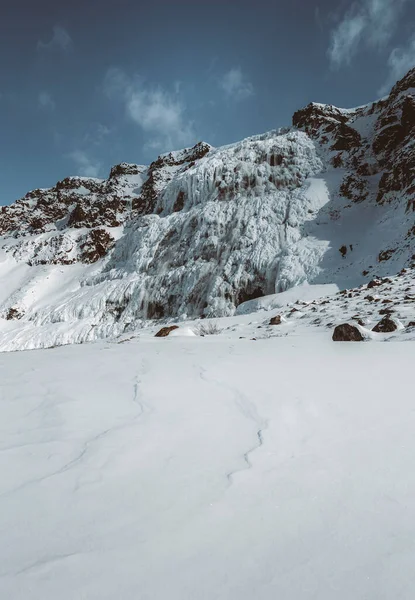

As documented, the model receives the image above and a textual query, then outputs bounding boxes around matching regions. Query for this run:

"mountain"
[0,69,414,351]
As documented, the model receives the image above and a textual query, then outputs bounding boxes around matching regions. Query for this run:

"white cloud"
[219,67,254,101]
[38,91,55,111]
[68,150,101,178]
[37,26,73,52]
[328,11,366,67]
[328,0,408,68]
[379,34,415,96]
[105,68,195,152]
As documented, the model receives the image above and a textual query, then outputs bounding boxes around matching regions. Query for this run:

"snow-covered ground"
[1,334,414,599]
[1,261,414,351]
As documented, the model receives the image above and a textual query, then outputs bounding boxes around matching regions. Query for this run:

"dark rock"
[379,308,394,315]
[372,317,398,333]
[79,229,115,263]
[29,217,46,232]
[109,163,142,178]
[173,191,185,212]
[269,315,282,325]
[147,302,166,319]
[237,287,264,306]
[269,154,283,167]
[378,249,396,262]
[155,326,179,338]
[407,322,415,328]
[367,280,381,289]
[68,202,87,227]
[340,173,368,202]
[339,245,347,257]
[331,122,362,152]
[332,324,364,341]
[6,307,23,320]
[373,124,405,157]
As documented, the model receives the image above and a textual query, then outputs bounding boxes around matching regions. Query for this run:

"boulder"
[155,325,179,338]
[372,317,398,333]
[269,315,282,325]
[332,323,364,341]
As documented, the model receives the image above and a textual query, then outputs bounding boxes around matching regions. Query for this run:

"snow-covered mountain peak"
[0,68,414,350]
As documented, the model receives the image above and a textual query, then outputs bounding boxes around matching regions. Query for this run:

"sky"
[1,0,414,204]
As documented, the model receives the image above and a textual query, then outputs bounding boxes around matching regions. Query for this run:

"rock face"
[1,68,415,351]
[332,324,364,342]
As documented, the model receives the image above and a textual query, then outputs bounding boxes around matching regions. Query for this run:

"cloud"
[68,150,101,178]
[104,68,195,152]
[38,91,55,111]
[328,11,366,67]
[37,26,73,52]
[328,0,408,68]
[82,123,111,146]
[379,34,415,96]
[219,67,254,101]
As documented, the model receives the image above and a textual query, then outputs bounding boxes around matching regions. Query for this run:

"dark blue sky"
[1,0,414,203]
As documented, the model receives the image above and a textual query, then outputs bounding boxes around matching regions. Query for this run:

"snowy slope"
[1,334,415,599]
[0,69,414,350]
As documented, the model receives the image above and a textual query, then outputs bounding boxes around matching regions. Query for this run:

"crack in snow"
[226,427,265,484]
[7,551,82,578]
[199,366,268,486]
